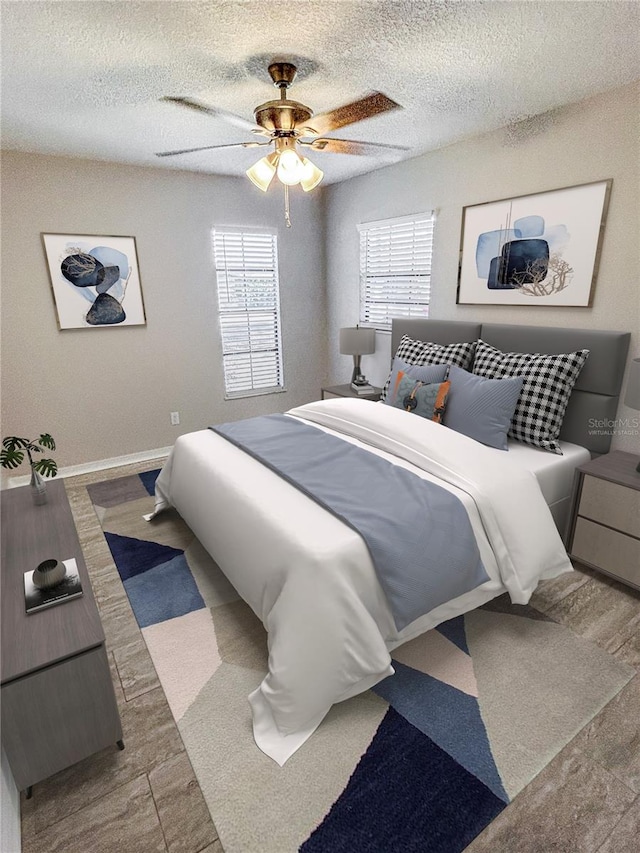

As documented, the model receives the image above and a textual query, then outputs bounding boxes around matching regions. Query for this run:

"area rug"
[88,469,634,853]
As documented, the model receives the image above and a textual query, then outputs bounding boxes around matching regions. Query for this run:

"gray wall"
[325,82,640,452]
[1,152,327,469]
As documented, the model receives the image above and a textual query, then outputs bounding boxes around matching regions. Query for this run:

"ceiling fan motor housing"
[253,100,314,134]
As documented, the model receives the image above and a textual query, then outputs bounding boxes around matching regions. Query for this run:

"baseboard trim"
[6,446,172,488]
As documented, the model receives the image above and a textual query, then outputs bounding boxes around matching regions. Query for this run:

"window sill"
[224,386,287,401]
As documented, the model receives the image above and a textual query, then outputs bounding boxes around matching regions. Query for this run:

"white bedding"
[499,439,591,532]
[151,398,573,764]
[503,439,591,506]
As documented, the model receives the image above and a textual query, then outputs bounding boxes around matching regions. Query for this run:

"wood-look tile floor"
[18,461,640,853]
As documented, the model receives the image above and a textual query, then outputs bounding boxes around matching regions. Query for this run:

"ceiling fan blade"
[300,137,409,157]
[160,96,269,135]
[156,141,269,158]
[299,92,401,137]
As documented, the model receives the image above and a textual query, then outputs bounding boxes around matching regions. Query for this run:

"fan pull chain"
[284,184,292,228]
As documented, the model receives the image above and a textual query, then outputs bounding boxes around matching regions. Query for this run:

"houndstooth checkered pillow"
[472,339,589,454]
[381,336,476,401]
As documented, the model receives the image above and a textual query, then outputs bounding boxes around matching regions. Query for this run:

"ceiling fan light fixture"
[160,68,406,213]
[276,148,306,186]
[246,151,279,191]
[299,157,324,192]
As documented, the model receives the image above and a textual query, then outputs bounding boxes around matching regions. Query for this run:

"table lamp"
[339,326,376,390]
[623,357,640,472]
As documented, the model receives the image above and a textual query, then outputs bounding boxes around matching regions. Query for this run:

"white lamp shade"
[246,152,278,192]
[339,326,376,356]
[624,357,640,410]
[300,158,324,192]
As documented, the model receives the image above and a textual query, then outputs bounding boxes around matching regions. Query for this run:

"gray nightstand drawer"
[580,475,640,538]
[572,517,640,588]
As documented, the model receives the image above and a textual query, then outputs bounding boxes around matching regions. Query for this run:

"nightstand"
[321,384,382,401]
[566,450,640,591]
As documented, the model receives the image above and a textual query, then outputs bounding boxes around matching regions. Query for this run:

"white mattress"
[501,440,591,507]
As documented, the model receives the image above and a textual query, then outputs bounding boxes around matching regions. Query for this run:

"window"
[358,212,435,331]
[213,228,285,398]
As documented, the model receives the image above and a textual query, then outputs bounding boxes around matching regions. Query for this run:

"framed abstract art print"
[456,180,611,306]
[42,233,146,329]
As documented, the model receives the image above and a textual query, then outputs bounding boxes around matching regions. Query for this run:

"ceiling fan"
[157,62,408,224]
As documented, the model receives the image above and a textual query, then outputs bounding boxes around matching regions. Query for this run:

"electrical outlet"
[170,411,180,425]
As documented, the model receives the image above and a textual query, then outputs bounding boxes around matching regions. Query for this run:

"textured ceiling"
[2,1,639,185]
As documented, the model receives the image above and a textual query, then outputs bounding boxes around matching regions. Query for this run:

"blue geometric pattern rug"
[88,470,634,853]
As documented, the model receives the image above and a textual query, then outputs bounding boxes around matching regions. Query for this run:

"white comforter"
[152,398,573,764]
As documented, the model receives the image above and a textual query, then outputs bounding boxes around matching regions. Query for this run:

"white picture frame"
[456,180,612,306]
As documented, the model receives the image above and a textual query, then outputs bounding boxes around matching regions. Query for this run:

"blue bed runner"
[211,415,489,631]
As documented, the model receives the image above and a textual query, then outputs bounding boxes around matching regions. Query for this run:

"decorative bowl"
[33,559,66,589]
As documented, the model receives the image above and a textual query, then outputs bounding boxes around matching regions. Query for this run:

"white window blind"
[358,212,434,331]
[213,229,285,398]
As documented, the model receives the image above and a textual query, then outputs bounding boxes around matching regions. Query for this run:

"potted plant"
[1,434,57,504]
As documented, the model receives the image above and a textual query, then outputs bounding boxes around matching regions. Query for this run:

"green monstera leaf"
[33,458,58,477]
[38,434,56,451]
[0,446,25,469]
[2,436,30,452]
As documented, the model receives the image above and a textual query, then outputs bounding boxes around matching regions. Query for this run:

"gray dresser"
[1,479,122,794]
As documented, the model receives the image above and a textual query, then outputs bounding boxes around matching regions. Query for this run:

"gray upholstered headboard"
[391,319,630,455]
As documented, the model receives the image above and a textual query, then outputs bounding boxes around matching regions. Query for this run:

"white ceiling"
[2,1,639,185]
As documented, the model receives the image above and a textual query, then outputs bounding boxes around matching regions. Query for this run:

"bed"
[151,319,630,764]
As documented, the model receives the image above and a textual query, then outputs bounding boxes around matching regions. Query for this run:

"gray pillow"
[443,365,524,450]
[383,357,449,406]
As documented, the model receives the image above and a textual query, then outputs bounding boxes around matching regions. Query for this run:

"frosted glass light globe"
[277,149,304,185]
